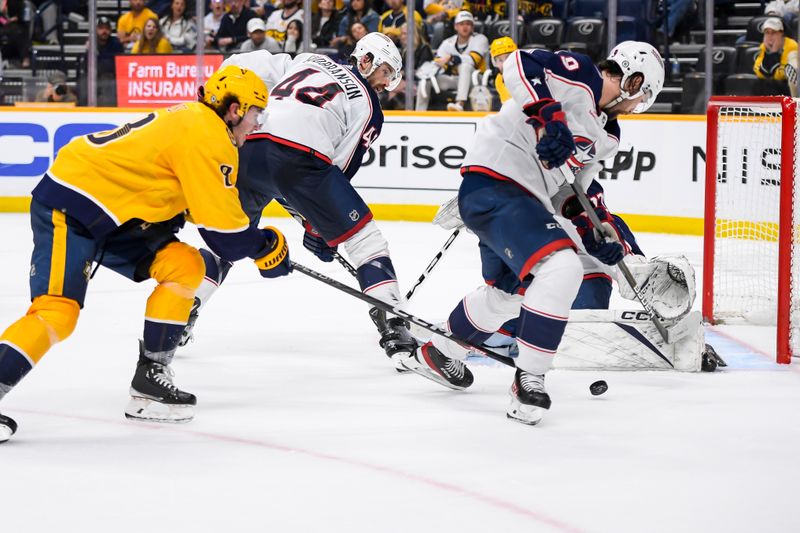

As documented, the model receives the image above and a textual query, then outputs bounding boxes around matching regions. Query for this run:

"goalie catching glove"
[617,254,696,321]
[302,221,337,262]
[254,226,291,278]
[525,99,576,169]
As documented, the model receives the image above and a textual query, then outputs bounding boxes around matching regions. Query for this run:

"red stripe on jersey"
[327,210,374,246]
[250,133,333,165]
[519,239,576,280]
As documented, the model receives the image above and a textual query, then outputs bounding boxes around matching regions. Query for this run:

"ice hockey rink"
[0,213,798,533]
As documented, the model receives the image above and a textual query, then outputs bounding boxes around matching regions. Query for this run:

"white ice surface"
[0,214,799,533]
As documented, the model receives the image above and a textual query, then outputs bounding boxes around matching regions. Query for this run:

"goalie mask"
[605,41,665,114]
[351,32,403,91]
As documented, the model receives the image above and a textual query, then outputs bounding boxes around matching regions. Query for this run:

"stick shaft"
[405,228,461,301]
[291,261,516,367]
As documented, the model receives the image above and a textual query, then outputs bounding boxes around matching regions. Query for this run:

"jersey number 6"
[272,68,344,109]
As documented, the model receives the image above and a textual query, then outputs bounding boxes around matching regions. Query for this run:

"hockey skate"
[401,341,474,391]
[0,412,18,443]
[370,308,418,371]
[125,344,196,423]
[177,297,201,347]
[507,369,551,426]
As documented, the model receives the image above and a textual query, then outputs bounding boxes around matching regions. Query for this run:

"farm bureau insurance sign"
[115,54,224,107]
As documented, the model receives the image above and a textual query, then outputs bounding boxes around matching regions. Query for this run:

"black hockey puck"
[589,380,608,396]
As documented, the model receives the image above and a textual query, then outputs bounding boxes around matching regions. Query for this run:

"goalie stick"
[291,261,517,368]
[559,166,672,343]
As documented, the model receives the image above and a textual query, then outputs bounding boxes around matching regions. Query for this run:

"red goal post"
[703,96,797,364]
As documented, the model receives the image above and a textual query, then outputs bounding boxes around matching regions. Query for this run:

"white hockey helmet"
[351,32,403,91]
[605,41,665,113]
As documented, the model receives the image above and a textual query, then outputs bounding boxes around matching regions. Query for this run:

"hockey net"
[703,96,799,364]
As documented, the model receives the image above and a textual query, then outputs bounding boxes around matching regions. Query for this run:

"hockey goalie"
[433,186,725,374]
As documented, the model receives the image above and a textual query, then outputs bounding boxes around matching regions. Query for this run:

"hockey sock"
[191,248,234,315]
[432,285,522,360]
[515,249,582,375]
[356,255,401,304]
[144,242,204,356]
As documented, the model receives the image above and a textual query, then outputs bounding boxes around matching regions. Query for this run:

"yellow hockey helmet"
[490,36,518,59]
[203,65,268,118]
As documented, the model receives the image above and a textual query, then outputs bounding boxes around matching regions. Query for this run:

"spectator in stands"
[215,0,256,51]
[383,21,433,109]
[753,16,798,93]
[312,0,341,48]
[240,16,281,51]
[252,0,276,18]
[765,0,799,17]
[91,16,123,106]
[489,35,516,104]
[333,0,379,49]
[0,0,31,67]
[335,20,369,55]
[379,0,423,44]
[117,0,159,50]
[35,71,78,103]
[204,0,226,49]
[160,0,197,51]
[416,10,488,111]
[424,0,460,24]
[462,0,492,21]
[282,19,306,55]
[132,17,174,53]
[265,0,304,45]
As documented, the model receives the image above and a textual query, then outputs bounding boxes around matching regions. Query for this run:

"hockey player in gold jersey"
[0,66,292,442]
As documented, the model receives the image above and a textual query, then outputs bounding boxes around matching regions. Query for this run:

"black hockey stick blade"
[291,261,516,368]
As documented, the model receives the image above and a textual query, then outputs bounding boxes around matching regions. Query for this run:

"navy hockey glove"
[572,210,625,266]
[302,222,337,263]
[525,99,576,169]
[254,226,292,278]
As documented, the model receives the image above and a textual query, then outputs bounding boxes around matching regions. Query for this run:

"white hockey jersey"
[265,8,304,44]
[461,49,620,213]
[435,32,489,74]
[262,54,383,178]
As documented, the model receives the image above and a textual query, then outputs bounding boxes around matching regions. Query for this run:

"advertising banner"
[114,54,224,107]
[0,109,712,231]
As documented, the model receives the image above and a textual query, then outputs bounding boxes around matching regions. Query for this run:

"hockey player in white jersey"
[183,34,421,367]
[401,42,666,425]
[416,10,489,112]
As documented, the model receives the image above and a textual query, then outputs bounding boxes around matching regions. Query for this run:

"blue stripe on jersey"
[519,49,603,108]
[32,174,119,239]
[0,343,33,398]
[341,66,383,180]
[198,225,268,263]
[516,304,568,354]
[447,299,494,346]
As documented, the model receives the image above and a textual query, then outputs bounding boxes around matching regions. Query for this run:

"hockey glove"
[254,226,292,278]
[572,209,625,266]
[302,222,337,262]
[525,99,576,169]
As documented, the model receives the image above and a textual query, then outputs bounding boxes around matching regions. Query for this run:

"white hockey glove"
[617,254,697,320]
[433,195,464,230]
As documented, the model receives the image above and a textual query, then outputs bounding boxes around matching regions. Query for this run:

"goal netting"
[703,96,799,364]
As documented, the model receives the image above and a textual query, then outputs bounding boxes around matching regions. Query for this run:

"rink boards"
[0,109,707,234]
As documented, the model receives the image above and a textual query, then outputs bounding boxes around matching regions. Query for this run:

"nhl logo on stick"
[349,210,360,221]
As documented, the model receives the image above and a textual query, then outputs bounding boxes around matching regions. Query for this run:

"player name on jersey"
[307,55,363,100]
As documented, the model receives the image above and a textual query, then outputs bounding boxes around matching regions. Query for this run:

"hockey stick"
[275,198,359,277]
[404,228,461,301]
[291,261,517,368]
[559,166,671,343]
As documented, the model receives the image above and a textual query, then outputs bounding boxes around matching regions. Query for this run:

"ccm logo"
[620,311,652,321]
[0,122,116,176]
